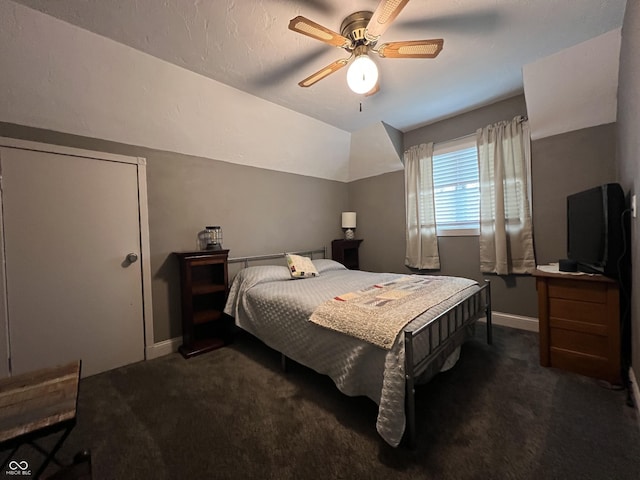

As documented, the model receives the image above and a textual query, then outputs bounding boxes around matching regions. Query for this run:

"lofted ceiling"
[11,0,627,133]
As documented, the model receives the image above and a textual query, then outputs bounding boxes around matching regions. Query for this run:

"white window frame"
[432,135,480,237]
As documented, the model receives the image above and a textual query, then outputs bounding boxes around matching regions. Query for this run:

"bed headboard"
[228,247,327,269]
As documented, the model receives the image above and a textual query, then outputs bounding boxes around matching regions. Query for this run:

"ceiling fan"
[288,0,443,95]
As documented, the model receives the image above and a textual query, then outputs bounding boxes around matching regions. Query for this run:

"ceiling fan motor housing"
[341,11,376,48]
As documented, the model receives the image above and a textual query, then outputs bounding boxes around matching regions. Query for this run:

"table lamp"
[341,212,356,240]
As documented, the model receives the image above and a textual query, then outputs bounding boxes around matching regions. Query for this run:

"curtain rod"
[406,115,529,153]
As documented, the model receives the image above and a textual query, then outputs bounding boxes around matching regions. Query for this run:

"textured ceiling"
[11,0,627,133]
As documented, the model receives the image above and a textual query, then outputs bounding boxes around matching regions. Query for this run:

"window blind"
[431,136,479,234]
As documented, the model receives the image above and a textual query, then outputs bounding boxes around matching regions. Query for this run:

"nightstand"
[174,249,230,358]
[331,239,363,270]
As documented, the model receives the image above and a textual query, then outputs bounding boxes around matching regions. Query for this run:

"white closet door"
[0,147,145,377]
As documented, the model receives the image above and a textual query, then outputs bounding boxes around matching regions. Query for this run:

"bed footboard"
[403,280,492,448]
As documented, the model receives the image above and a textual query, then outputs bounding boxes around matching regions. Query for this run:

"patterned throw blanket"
[309,275,476,350]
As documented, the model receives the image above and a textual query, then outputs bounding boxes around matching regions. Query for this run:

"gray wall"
[348,171,406,274]
[404,95,529,147]
[0,122,348,342]
[351,95,618,319]
[532,124,617,265]
[616,1,640,379]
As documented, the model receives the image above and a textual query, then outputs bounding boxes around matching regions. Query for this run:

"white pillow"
[312,259,348,274]
[285,254,319,279]
[232,265,291,285]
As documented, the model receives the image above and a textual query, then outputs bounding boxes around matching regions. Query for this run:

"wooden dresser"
[534,268,621,385]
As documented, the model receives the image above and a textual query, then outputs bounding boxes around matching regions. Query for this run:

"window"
[431,135,479,236]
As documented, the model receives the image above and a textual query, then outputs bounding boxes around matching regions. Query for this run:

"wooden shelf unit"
[534,269,621,385]
[331,239,363,270]
[174,249,230,358]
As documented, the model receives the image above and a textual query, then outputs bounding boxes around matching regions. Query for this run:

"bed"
[223,249,492,447]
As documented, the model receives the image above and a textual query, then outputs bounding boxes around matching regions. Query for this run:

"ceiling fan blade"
[289,16,351,48]
[377,39,444,58]
[298,58,349,88]
[366,0,411,40]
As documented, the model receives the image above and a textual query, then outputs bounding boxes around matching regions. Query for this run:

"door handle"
[122,252,139,267]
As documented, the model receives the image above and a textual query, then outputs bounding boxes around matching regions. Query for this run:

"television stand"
[534,268,621,385]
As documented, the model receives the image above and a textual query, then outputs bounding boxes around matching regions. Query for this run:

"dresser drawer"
[550,327,608,358]
[547,278,607,303]
[549,348,612,381]
[549,298,607,325]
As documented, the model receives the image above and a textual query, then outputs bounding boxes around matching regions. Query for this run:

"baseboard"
[146,337,182,360]
[629,367,640,433]
[478,311,539,332]
[145,312,537,359]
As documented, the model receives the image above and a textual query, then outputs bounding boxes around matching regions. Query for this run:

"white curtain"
[476,116,536,275]
[404,143,440,270]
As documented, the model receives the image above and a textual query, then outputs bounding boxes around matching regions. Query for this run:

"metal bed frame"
[228,247,327,269]
[404,281,491,447]
[228,247,492,448]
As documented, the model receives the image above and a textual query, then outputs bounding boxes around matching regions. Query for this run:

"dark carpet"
[9,325,640,479]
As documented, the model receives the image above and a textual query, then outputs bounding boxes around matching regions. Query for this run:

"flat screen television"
[566,183,626,278]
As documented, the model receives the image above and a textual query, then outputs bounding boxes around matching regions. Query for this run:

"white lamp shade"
[341,212,357,229]
[346,55,378,94]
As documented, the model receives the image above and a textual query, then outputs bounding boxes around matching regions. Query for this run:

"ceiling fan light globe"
[347,54,379,94]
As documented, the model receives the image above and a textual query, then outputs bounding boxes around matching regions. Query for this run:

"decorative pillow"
[312,259,348,274]
[285,253,319,279]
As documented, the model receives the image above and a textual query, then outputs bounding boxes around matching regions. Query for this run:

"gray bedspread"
[224,259,479,447]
